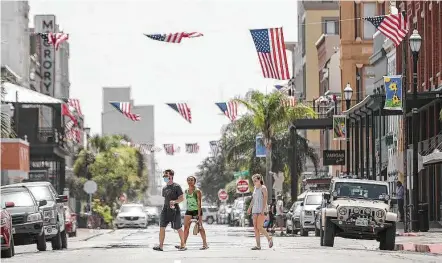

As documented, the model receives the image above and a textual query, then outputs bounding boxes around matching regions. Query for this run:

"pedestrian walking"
[179,175,208,250]
[396,181,405,222]
[153,169,186,251]
[267,198,276,232]
[273,195,285,236]
[247,174,273,250]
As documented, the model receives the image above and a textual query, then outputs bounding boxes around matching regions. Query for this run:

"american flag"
[282,96,297,107]
[163,144,175,155]
[209,140,219,156]
[144,32,203,43]
[68,99,83,116]
[185,143,200,154]
[250,28,290,80]
[364,13,408,46]
[166,103,192,123]
[61,103,78,125]
[215,101,238,121]
[109,102,141,121]
[37,32,69,50]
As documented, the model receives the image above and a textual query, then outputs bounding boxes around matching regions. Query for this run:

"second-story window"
[324,20,339,34]
[363,2,377,39]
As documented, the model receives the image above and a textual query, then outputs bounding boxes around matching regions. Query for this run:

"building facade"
[1,1,30,88]
[101,87,158,195]
[297,0,340,173]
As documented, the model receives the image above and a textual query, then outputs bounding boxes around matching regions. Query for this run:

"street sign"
[218,189,228,201]
[236,179,249,194]
[234,170,250,178]
[83,180,97,194]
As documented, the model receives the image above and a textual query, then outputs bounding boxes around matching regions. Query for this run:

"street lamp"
[344,83,353,176]
[409,29,421,232]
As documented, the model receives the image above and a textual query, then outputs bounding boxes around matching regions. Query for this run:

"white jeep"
[320,178,397,250]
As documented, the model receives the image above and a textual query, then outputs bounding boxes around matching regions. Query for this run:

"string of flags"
[109,102,141,121]
[144,32,203,43]
[119,140,212,156]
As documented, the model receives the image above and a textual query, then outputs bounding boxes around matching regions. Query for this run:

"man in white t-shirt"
[272,195,285,236]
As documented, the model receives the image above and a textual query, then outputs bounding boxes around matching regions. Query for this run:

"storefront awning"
[2,82,64,104]
[423,149,442,166]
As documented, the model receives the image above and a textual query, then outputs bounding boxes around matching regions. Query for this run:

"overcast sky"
[29,0,298,186]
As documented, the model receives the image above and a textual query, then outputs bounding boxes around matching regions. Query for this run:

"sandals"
[200,246,209,250]
[153,246,163,251]
[251,246,261,250]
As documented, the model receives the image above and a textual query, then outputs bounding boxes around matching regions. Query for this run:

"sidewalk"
[76,228,116,241]
[395,229,442,254]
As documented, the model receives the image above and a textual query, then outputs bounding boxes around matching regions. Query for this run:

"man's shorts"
[276,215,284,227]
[160,209,182,230]
[185,210,202,219]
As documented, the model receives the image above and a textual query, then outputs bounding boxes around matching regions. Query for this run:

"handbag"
[193,222,200,235]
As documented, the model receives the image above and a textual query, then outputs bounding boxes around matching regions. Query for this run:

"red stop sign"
[236,179,249,193]
[218,189,228,201]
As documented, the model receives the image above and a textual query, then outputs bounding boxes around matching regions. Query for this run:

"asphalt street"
[3,225,441,263]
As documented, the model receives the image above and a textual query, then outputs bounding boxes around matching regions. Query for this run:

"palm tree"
[233,91,317,200]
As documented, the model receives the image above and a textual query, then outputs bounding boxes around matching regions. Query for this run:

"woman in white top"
[247,174,273,250]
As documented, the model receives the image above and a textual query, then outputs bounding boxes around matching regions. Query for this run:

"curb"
[81,229,116,241]
[395,243,442,254]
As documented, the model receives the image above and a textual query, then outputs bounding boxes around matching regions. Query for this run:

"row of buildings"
[1,1,161,204]
[288,1,441,225]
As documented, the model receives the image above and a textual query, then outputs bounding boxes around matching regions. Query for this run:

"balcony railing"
[27,128,66,148]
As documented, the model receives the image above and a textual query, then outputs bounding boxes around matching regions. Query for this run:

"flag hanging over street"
[185,143,200,154]
[282,96,297,107]
[163,144,175,155]
[144,32,203,43]
[364,13,408,46]
[166,103,192,123]
[61,104,78,126]
[37,32,69,50]
[68,98,83,116]
[250,27,290,80]
[215,101,238,121]
[209,140,219,156]
[109,102,141,121]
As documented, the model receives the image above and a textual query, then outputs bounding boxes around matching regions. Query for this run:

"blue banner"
[255,134,266,158]
[383,75,403,111]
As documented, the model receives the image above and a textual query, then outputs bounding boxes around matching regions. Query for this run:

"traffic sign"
[83,180,97,194]
[234,170,250,178]
[218,189,228,201]
[236,179,249,194]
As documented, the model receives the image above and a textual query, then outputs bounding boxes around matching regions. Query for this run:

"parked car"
[0,186,46,251]
[285,201,302,234]
[1,202,15,258]
[64,206,77,237]
[216,205,229,224]
[299,191,324,236]
[144,206,159,225]
[229,200,244,226]
[201,207,217,224]
[3,182,69,250]
[115,204,148,228]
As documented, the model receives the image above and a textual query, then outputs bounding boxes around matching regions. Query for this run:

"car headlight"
[353,207,360,214]
[139,217,146,220]
[0,218,7,225]
[338,207,347,215]
[43,210,56,219]
[375,210,385,218]
[27,213,42,222]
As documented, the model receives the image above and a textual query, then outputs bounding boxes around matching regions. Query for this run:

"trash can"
[417,203,429,232]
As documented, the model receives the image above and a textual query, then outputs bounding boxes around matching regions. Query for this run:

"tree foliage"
[68,134,148,207]
[196,90,319,202]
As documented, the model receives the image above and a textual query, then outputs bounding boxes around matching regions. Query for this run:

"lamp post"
[344,83,353,176]
[409,29,422,232]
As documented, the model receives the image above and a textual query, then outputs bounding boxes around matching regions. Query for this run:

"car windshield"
[334,182,388,200]
[27,186,54,201]
[305,195,322,205]
[120,206,143,213]
[1,191,35,207]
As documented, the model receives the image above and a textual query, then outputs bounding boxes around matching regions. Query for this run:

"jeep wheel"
[323,218,335,247]
[51,229,62,250]
[207,217,214,225]
[299,227,308,237]
[36,232,47,251]
[1,234,14,258]
[315,228,320,237]
[320,226,324,246]
[61,230,68,249]
[379,222,396,251]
